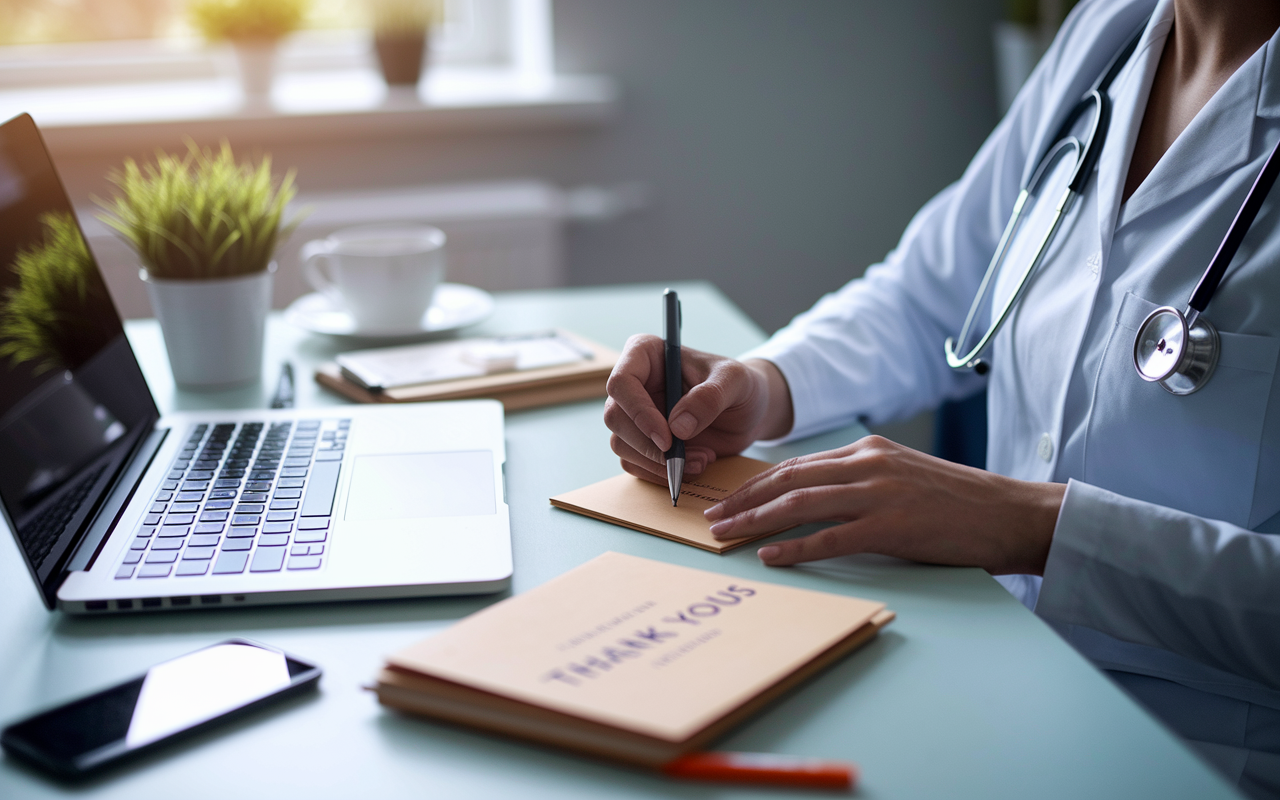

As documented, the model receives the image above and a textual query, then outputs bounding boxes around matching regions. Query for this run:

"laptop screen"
[0,114,156,586]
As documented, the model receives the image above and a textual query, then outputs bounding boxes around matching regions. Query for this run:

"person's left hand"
[703,436,1066,574]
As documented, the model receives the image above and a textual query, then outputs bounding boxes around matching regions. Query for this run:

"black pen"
[663,289,685,506]
[270,361,295,409]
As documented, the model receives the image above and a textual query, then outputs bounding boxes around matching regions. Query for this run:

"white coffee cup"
[301,224,446,334]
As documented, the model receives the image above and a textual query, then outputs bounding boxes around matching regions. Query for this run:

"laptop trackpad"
[344,451,496,521]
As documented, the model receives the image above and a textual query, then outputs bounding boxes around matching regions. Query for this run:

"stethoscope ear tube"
[1187,136,1280,315]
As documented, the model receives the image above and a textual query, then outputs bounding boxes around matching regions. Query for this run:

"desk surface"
[0,282,1238,799]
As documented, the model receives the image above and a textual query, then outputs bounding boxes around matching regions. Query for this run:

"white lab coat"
[745,0,1280,793]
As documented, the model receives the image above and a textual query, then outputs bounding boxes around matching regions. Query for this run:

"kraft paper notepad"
[549,456,792,553]
[373,551,894,767]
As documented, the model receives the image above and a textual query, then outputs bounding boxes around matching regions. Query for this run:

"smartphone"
[1,639,320,778]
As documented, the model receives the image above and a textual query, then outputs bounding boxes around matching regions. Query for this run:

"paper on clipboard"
[337,331,593,390]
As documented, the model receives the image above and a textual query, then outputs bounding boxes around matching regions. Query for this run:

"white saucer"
[284,283,495,339]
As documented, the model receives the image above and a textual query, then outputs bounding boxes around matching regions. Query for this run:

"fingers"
[707,482,864,540]
[757,523,868,566]
[704,451,857,523]
[610,435,714,479]
[605,335,672,452]
[667,357,752,441]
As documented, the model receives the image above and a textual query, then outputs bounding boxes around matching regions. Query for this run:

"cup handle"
[301,241,342,306]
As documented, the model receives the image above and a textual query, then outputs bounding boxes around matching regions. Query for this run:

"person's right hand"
[603,334,794,484]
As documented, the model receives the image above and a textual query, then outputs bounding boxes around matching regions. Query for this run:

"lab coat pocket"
[1083,292,1280,528]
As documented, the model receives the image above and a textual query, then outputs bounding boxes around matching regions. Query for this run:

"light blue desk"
[0,282,1240,799]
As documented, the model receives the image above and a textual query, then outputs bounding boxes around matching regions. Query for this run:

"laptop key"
[287,556,322,570]
[250,547,286,572]
[241,492,268,503]
[281,468,307,478]
[152,538,184,551]
[259,533,290,547]
[138,564,172,578]
[149,502,168,513]
[298,518,329,530]
[277,478,305,489]
[273,489,302,500]
[176,561,209,577]
[301,460,341,517]
[136,526,157,537]
[263,522,292,534]
[143,513,162,525]
[171,502,200,513]
[161,480,179,491]
[115,565,135,579]
[315,451,343,462]
[182,481,209,491]
[158,525,190,538]
[189,533,221,547]
[214,479,241,489]
[210,489,238,499]
[236,503,265,514]
[123,550,144,564]
[131,537,151,550]
[294,530,328,544]
[290,544,310,556]
[270,499,299,510]
[221,538,252,551]
[267,511,295,522]
[146,550,179,563]
[232,514,260,526]
[182,546,216,560]
[226,526,258,538]
[247,481,273,491]
[201,510,229,522]
[194,522,224,534]
[205,499,233,510]
[212,551,250,574]
[164,513,195,525]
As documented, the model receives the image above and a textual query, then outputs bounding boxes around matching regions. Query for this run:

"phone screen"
[2,640,319,776]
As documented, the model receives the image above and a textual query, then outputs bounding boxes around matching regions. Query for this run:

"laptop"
[0,113,512,613]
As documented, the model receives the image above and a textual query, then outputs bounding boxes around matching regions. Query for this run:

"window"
[0,0,553,89]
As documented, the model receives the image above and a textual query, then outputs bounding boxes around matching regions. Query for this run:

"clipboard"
[314,329,618,411]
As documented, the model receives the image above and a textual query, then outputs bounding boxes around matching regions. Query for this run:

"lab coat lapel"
[1115,32,1278,232]
[1096,12,1171,258]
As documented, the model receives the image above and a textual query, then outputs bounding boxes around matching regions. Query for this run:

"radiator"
[82,180,566,320]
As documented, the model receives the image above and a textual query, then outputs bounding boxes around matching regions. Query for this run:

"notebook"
[373,551,894,767]
[0,112,512,614]
[550,456,791,553]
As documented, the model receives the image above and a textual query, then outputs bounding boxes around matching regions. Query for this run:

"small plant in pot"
[189,0,310,104]
[97,142,300,389]
[370,0,443,87]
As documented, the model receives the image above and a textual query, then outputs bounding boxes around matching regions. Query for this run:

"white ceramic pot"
[231,40,279,104]
[142,264,274,389]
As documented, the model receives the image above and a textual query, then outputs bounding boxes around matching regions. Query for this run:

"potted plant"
[97,143,300,389]
[189,0,310,104]
[370,0,443,87]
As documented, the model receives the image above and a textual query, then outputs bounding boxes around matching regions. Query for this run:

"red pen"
[662,751,858,791]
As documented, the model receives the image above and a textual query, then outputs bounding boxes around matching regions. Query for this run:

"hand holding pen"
[602,292,794,488]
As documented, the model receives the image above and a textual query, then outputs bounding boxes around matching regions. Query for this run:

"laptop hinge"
[64,423,170,574]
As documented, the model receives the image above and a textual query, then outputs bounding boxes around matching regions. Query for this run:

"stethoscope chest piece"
[1133,306,1219,395]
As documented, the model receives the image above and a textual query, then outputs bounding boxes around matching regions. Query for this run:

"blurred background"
[1,0,1071,449]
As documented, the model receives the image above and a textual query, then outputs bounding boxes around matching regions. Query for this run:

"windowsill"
[1,67,617,154]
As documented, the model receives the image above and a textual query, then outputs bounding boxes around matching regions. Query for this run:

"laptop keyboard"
[114,418,348,580]
[20,462,108,572]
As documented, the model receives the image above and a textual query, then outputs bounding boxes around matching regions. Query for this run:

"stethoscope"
[944,23,1280,395]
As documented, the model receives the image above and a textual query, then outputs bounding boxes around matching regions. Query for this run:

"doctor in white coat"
[604,0,1280,795]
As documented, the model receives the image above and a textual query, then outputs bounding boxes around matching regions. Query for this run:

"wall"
[49,0,1006,447]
